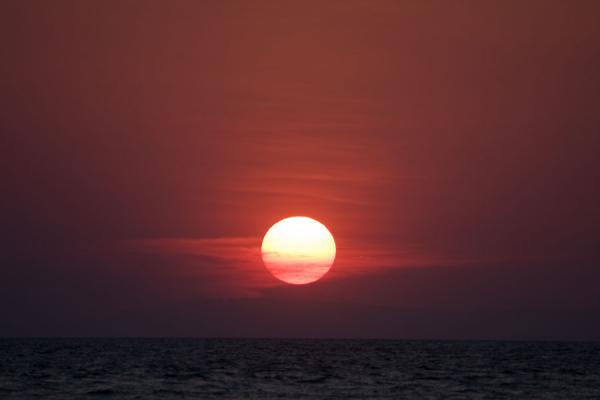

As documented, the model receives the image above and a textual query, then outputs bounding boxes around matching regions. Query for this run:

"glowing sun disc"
[261,216,336,285]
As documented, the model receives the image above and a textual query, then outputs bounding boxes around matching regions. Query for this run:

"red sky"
[2,0,600,339]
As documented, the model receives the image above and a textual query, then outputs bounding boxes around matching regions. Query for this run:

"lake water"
[1,338,599,398]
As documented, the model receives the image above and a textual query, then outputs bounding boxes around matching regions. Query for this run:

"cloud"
[122,235,475,294]
[121,237,274,296]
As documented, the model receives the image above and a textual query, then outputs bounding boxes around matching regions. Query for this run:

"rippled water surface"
[1,338,599,398]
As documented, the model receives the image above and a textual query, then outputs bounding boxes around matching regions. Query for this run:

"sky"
[2,0,600,339]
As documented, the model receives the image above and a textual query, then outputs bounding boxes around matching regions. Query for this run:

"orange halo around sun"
[261,216,336,285]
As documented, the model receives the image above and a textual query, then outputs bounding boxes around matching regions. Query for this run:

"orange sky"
[2,0,600,339]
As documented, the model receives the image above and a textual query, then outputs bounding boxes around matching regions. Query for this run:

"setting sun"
[261,217,336,285]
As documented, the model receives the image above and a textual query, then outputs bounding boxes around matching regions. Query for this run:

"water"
[1,338,599,398]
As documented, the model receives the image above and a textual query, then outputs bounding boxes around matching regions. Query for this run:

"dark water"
[1,339,599,399]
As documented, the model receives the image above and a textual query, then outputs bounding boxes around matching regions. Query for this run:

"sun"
[261,216,336,285]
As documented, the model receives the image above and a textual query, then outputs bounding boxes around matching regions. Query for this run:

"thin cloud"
[123,236,474,292]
